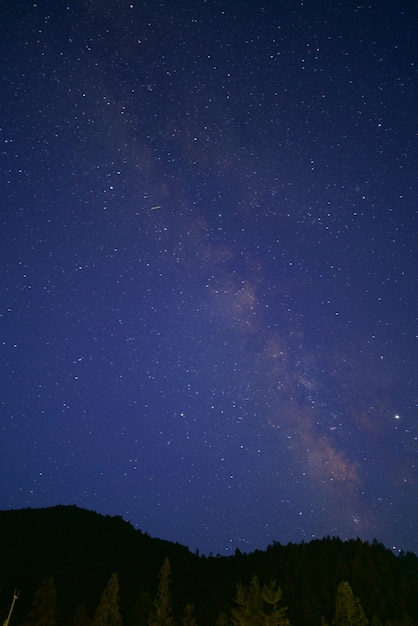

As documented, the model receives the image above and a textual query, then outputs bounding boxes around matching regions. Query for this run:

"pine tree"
[333,581,368,626]
[262,579,290,626]
[148,557,175,626]
[93,572,122,626]
[231,576,261,625]
[230,575,290,626]
[23,577,56,626]
[182,603,196,626]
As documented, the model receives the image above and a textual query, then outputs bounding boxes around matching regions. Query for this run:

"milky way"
[0,0,417,555]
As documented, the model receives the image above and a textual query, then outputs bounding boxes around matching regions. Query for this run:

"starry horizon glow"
[1,0,417,556]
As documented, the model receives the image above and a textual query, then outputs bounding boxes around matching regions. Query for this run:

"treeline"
[0,506,417,625]
[12,559,416,625]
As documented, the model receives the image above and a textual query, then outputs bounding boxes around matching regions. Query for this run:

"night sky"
[1,0,417,557]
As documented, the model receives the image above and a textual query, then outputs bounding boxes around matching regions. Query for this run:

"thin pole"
[3,589,19,626]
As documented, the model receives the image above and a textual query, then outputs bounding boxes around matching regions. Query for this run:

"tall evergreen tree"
[262,579,290,626]
[231,575,263,625]
[230,575,290,626]
[182,603,196,626]
[23,577,56,626]
[333,581,368,626]
[92,572,122,626]
[148,557,175,626]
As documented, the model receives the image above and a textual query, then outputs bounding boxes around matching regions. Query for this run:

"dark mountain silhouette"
[0,505,417,625]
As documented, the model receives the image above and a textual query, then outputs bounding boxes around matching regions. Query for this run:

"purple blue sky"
[1,0,417,556]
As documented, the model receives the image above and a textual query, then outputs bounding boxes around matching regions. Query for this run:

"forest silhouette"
[0,505,417,625]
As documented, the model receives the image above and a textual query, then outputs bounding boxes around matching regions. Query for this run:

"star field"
[0,0,417,556]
